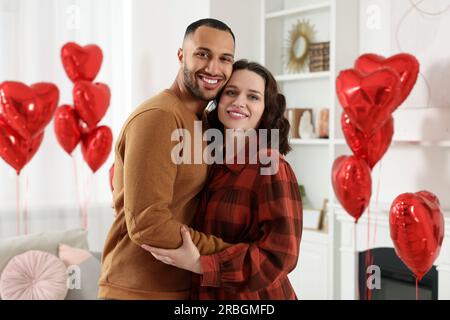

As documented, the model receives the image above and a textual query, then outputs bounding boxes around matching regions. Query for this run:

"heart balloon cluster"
[54,42,112,173]
[0,81,59,174]
[332,53,419,222]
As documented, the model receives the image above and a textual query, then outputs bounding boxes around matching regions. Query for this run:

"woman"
[142,60,303,300]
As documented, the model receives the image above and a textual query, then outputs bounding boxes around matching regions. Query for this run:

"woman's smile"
[226,107,250,120]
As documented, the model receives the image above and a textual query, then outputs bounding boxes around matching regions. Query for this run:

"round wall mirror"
[286,19,315,73]
[293,36,308,59]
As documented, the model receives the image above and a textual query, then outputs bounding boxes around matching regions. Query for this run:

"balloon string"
[72,155,83,228]
[365,206,372,300]
[354,221,360,300]
[82,167,87,230]
[82,171,94,230]
[16,173,21,236]
[367,207,371,252]
[373,160,383,253]
[88,172,94,228]
[365,162,382,300]
[24,174,29,235]
[416,277,419,300]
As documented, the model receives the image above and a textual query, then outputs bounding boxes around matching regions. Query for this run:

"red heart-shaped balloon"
[390,191,445,280]
[0,117,44,174]
[61,42,103,82]
[332,155,372,222]
[54,105,82,155]
[81,125,113,173]
[73,81,110,129]
[28,132,44,166]
[341,112,394,169]
[355,53,419,110]
[0,81,59,140]
[336,68,400,136]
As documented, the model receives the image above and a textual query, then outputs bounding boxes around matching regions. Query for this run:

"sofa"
[0,229,102,300]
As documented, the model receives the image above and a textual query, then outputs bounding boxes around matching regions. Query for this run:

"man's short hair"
[184,18,235,43]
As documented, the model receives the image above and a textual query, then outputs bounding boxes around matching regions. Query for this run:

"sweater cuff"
[200,254,221,287]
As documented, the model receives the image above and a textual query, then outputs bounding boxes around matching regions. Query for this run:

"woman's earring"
[206,100,217,112]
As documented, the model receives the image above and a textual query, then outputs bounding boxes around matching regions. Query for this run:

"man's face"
[180,26,235,101]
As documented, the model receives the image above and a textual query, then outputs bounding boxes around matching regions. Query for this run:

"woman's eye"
[226,90,236,96]
[249,95,259,101]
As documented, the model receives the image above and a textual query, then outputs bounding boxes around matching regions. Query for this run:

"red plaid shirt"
[192,152,303,300]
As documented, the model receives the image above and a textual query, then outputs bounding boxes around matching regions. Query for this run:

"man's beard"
[183,65,217,101]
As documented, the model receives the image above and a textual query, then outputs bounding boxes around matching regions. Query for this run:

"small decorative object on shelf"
[286,109,295,139]
[287,108,313,138]
[317,108,329,139]
[286,19,316,73]
[309,41,330,72]
[298,109,316,139]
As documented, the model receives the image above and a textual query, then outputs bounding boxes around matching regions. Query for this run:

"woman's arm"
[198,161,303,293]
[143,160,303,293]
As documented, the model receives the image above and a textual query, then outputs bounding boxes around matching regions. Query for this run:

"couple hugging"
[99,18,303,300]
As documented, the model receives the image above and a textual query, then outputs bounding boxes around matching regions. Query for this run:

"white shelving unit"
[289,138,329,146]
[261,0,360,300]
[265,2,331,20]
[274,71,330,82]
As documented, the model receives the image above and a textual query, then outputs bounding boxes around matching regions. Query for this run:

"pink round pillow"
[0,250,68,300]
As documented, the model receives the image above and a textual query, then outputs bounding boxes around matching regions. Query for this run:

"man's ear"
[177,48,183,65]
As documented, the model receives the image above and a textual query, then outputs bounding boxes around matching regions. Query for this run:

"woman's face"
[217,69,265,131]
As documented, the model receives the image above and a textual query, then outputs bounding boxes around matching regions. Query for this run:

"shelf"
[290,138,330,146]
[334,139,450,148]
[333,202,450,221]
[394,140,450,147]
[275,71,330,82]
[265,2,331,20]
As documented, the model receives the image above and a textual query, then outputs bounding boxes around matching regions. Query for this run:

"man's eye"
[221,57,233,63]
[197,52,208,58]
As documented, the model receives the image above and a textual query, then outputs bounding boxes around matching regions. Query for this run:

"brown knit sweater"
[98,90,230,300]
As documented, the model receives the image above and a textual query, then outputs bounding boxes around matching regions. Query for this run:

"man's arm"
[122,108,231,254]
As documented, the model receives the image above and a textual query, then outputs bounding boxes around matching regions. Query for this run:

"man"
[98,19,235,300]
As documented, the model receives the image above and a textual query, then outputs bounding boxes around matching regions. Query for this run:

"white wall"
[358,0,450,209]
[130,0,210,108]
[210,0,262,63]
